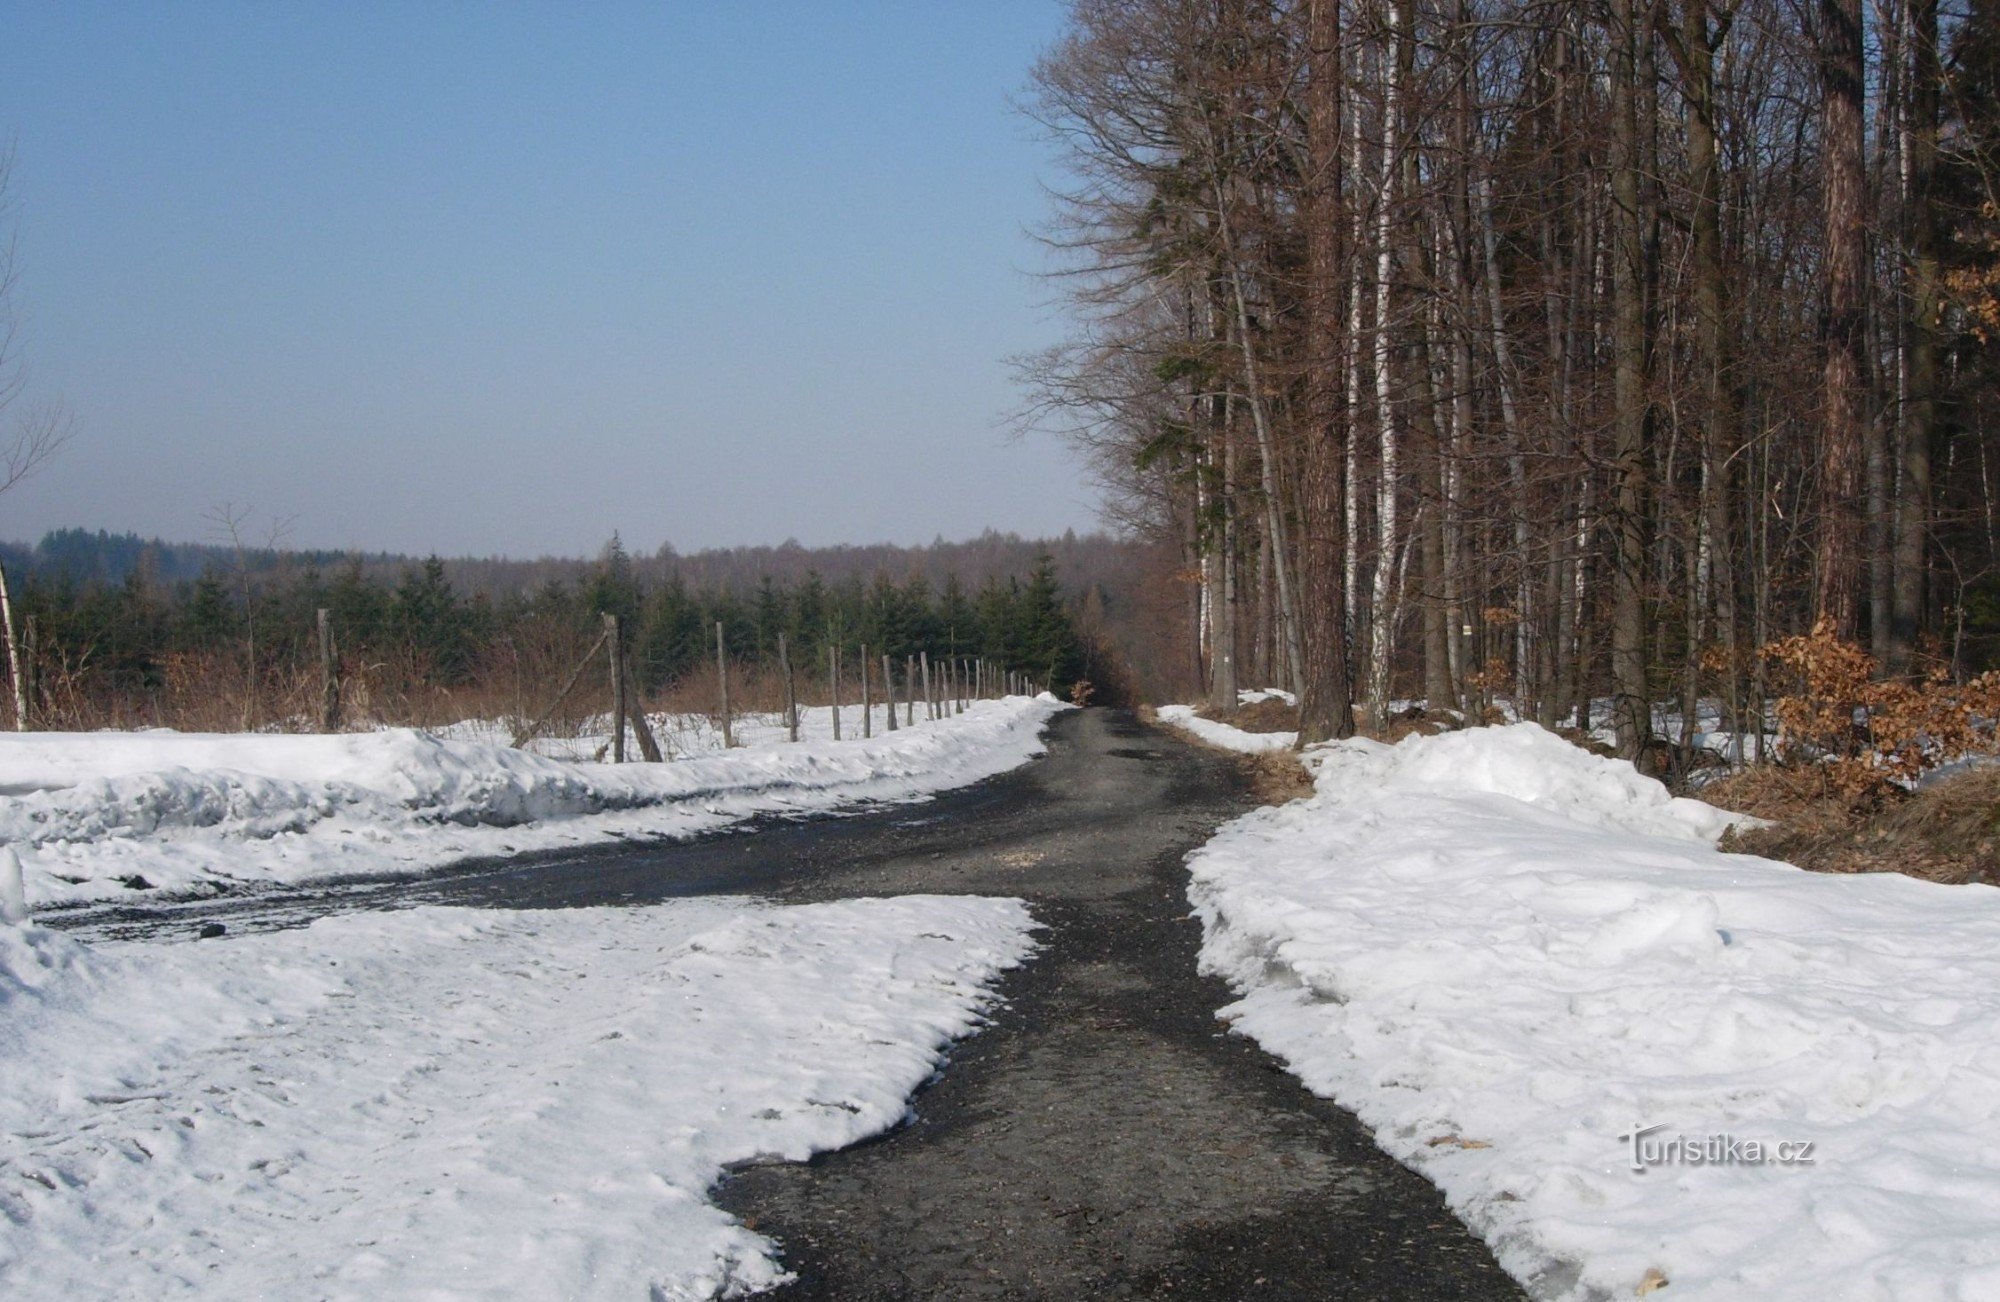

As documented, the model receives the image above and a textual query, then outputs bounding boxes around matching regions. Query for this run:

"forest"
[0,531,1112,732]
[1024,0,2000,760]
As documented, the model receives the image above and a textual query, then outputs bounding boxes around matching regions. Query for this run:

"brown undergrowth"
[1192,696,1297,734]
[1706,763,2000,886]
[1695,622,2000,886]
[1141,705,1315,807]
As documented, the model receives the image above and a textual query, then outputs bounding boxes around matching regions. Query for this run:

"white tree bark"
[1365,3,1405,728]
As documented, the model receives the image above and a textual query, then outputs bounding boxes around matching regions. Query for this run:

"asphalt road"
[46,708,1525,1300]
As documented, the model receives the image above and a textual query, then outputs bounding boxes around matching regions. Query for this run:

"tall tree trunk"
[1297,0,1355,742]
[1893,0,1939,672]
[1366,1,1405,730]
[1609,0,1654,759]
[1216,395,1241,711]
[1669,0,1742,740]
[1817,0,1868,638]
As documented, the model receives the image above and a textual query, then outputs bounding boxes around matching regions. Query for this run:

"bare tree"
[0,150,74,730]
[204,503,295,730]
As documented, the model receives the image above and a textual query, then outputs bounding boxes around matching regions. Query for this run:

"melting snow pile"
[0,694,1066,907]
[1153,689,1299,754]
[0,895,1035,1299]
[1188,722,2000,1300]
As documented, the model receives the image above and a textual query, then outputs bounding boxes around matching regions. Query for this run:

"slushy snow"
[0,894,1036,1299]
[3,694,1066,908]
[1188,722,2000,1300]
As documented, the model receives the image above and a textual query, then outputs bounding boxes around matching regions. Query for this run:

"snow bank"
[0,894,1036,1299]
[1188,722,2000,1300]
[3,694,1067,907]
[1153,704,1298,754]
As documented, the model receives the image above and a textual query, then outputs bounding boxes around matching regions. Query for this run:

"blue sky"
[0,2,1095,558]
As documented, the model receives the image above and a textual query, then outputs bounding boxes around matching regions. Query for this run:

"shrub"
[1763,620,2000,796]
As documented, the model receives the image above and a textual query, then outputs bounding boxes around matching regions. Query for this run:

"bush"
[1764,620,2000,797]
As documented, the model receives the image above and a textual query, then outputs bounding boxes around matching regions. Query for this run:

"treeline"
[5,537,1110,731]
[1027,0,2000,756]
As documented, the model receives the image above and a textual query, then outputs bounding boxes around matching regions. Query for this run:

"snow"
[1187,721,2000,1300]
[1153,704,1298,753]
[1,694,1067,908]
[0,893,1036,1299]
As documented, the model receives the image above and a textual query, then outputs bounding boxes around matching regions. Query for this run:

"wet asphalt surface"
[43,708,1524,1300]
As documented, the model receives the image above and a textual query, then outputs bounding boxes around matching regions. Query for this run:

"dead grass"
[1708,763,2000,887]
[1193,696,1298,734]
[1378,704,1454,744]
[1143,705,1314,807]
[1241,749,1315,804]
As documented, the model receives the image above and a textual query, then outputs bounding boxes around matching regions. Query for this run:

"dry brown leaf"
[1425,1134,1492,1150]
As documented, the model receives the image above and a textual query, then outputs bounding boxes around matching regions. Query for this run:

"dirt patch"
[1142,707,1314,807]
[1709,763,2000,886]
[1242,750,1315,805]
[1194,696,1298,734]
[1379,705,1452,744]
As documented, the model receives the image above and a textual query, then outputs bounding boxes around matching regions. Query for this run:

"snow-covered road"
[0,697,1075,1298]
[0,895,1036,1299]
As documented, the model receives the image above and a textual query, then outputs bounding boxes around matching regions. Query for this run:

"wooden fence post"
[623,660,663,761]
[860,641,872,739]
[604,612,627,763]
[905,655,916,726]
[829,643,842,740]
[317,608,340,731]
[883,653,898,731]
[779,631,798,742]
[920,652,933,721]
[715,621,733,749]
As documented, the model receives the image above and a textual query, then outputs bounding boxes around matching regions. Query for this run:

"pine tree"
[584,533,642,632]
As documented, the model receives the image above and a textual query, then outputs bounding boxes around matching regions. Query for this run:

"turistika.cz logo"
[1619,1123,1816,1172]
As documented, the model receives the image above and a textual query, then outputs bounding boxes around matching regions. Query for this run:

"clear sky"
[0,1,1096,558]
